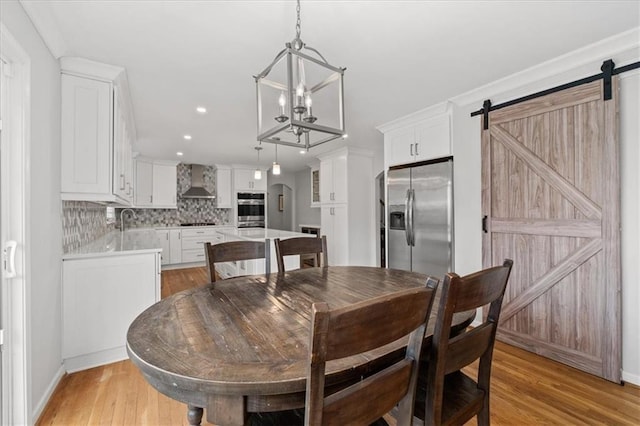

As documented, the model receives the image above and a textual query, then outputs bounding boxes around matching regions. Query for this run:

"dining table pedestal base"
[187,405,203,426]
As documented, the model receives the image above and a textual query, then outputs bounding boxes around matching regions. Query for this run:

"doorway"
[0,23,29,425]
[268,184,293,231]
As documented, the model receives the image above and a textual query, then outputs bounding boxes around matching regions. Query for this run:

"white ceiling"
[22,0,640,172]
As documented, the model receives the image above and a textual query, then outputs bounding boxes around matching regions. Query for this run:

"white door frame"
[0,23,30,426]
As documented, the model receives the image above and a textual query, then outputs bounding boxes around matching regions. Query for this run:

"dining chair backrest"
[274,235,328,274]
[305,278,439,426]
[204,239,270,282]
[415,259,513,426]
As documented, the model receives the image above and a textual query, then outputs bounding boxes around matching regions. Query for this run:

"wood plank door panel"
[481,79,621,382]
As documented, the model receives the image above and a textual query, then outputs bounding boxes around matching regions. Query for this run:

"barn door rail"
[471,59,640,129]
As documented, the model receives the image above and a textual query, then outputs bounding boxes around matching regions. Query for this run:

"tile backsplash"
[62,201,114,253]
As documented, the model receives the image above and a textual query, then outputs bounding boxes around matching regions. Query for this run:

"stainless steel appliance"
[237,192,265,228]
[387,157,453,277]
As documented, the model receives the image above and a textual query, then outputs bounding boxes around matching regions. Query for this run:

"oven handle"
[237,200,265,205]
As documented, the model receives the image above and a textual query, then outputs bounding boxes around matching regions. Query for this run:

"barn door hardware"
[601,59,614,101]
[471,59,640,120]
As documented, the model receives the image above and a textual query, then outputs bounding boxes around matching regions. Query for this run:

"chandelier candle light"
[254,0,346,151]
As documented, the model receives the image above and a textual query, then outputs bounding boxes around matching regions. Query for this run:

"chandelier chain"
[295,0,301,40]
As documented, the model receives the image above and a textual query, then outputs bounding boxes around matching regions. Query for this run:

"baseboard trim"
[31,365,65,425]
[622,370,640,387]
[63,346,128,373]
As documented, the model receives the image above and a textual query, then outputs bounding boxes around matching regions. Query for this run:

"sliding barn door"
[481,78,621,382]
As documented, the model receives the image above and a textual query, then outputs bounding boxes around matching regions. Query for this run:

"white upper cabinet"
[134,159,154,207]
[214,166,232,208]
[233,168,267,192]
[152,162,178,208]
[134,158,178,208]
[319,154,347,204]
[60,57,136,205]
[113,89,134,204]
[61,74,112,197]
[378,101,452,168]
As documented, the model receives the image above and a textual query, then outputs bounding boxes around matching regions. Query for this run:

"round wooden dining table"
[126,266,475,426]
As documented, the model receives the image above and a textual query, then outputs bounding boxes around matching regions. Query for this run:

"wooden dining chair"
[412,259,513,426]
[204,239,270,282]
[304,278,439,426]
[274,235,328,274]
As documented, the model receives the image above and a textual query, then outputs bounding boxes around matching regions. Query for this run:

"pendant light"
[254,146,263,180]
[272,144,281,175]
[254,0,346,151]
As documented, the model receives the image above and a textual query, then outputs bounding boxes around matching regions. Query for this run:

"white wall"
[0,0,63,423]
[447,29,639,384]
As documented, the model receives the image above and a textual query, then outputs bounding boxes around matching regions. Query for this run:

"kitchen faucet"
[120,208,137,232]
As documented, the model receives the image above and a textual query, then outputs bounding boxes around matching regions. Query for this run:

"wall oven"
[237,192,265,228]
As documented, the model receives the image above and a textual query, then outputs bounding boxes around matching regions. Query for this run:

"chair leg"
[477,399,490,426]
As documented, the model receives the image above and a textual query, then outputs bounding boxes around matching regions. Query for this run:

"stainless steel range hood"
[181,164,215,199]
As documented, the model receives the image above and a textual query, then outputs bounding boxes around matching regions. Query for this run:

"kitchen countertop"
[62,229,162,260]
[219,228,309,241]
[150,224,234,230]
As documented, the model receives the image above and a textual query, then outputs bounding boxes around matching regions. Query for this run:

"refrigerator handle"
[410,189,416,246]
[404,189,412,245]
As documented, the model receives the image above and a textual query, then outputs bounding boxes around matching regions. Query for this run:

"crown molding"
[376,100,452,134]
[450,27,640,107]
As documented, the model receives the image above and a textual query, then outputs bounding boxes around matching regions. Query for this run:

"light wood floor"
[37,267,640,425]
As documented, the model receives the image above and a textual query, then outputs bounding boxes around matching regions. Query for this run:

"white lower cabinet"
[321,205,348,266]
[181,227,227,264]
[62,251,161,372]
[156,229,182,265]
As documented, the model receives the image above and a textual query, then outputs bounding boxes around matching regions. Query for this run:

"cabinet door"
[386,127,416,167]
[331,156,348,204]
[152,164,177,207]
[135,160,154,206]
[320,156,347,204]
[156,230,171,265]
[215,168,232,208]
[414,116,451,162]
[233,168,265,192]
[61,74,112,195]
[310,167,320,207]
[319,160,333,203]
[169,230,182,263]
[322,205,348,266]
[233,169,252,191]
[112,92,128,202]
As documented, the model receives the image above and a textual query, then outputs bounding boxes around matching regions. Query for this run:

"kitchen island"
[215,227,312,277]
[62,229,162,372]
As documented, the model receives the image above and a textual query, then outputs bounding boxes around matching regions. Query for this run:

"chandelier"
[254,0,347,151]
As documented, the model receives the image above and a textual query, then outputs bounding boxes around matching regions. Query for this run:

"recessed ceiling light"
[196,106,207,114]
[299,150,306,155]
[176,152,184,156]
[183,135,192,140]
[342,133,349,139]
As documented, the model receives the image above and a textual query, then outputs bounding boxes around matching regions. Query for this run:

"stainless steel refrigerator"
[387,157,453,277]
